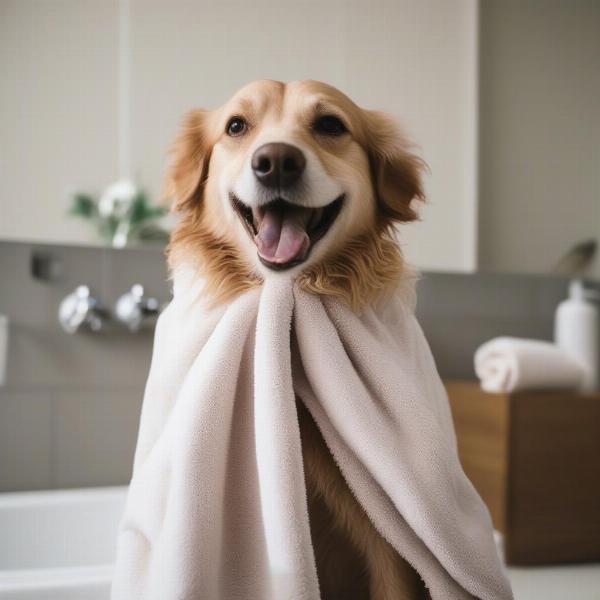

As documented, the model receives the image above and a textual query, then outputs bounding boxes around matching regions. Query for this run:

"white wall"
[0,0,119,246]
[130,0,479,272]
[0,0,479,272]
[478,0,600,278]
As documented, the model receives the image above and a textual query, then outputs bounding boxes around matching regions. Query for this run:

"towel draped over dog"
[112,270,513,600]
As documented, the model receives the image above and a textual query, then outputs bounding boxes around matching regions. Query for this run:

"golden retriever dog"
[165,80,428,600]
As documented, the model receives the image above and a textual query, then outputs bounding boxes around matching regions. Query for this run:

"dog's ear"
[163,109,212,213]
[363,110,426,223]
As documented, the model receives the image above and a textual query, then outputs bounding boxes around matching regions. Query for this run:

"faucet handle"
[115,284,160,331]
[58,285,106,334]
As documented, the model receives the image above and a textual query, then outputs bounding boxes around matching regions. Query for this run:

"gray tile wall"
[0,241,169,491]
[416,270,574,379]
[0,241,590,492]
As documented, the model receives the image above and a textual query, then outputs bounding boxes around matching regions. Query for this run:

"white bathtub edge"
[0,564,113,589]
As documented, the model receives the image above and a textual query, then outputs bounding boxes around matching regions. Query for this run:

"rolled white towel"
[474,337,584,393]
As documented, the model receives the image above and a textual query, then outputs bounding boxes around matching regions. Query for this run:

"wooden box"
[445,381,600,565]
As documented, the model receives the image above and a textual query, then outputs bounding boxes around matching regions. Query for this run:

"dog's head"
[166,80,425,308]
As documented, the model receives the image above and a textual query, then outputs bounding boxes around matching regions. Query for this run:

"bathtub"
[0,486,127,599]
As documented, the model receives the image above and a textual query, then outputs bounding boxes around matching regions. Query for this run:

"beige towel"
[112,271,512,600]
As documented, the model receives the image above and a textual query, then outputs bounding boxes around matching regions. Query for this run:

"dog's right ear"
[163,109,212,213]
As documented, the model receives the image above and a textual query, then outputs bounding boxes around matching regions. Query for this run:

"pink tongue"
[255,207,310,264]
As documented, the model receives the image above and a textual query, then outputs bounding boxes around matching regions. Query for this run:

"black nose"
[251,143,306,189]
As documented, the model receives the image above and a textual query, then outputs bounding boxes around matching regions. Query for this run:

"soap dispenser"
[554,279,599,392]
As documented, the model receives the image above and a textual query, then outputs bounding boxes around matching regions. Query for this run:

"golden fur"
[298,401,429,600]
[164,80,428,599]
[169,219,407,312]
[296,227,405,312]
[165,80,425,310]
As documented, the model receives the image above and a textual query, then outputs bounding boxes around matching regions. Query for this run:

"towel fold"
[112,271,512,600]
[475,337,584,393]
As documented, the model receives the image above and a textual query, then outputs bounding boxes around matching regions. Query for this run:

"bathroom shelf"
[445,381,600,566]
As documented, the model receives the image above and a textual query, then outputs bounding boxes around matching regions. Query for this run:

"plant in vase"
[69,179,169,248]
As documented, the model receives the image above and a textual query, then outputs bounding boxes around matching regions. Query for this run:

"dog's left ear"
[363,110,426,223]
[163,109,212,213]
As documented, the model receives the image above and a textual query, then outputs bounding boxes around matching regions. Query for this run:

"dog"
[165,80,429,600]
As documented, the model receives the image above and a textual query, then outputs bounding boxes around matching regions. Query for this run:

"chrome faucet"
[58,286,107,334]
[115,284,160,331]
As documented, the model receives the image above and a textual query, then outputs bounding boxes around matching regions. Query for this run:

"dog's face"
[167,80,424,303]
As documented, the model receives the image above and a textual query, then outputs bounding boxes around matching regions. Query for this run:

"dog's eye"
[313,115,347,136]
[226,117,247,137]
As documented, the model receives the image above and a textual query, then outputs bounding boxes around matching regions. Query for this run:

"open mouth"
[231,194,344,270]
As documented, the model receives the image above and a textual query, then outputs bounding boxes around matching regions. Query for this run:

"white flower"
[98,179,138,219]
